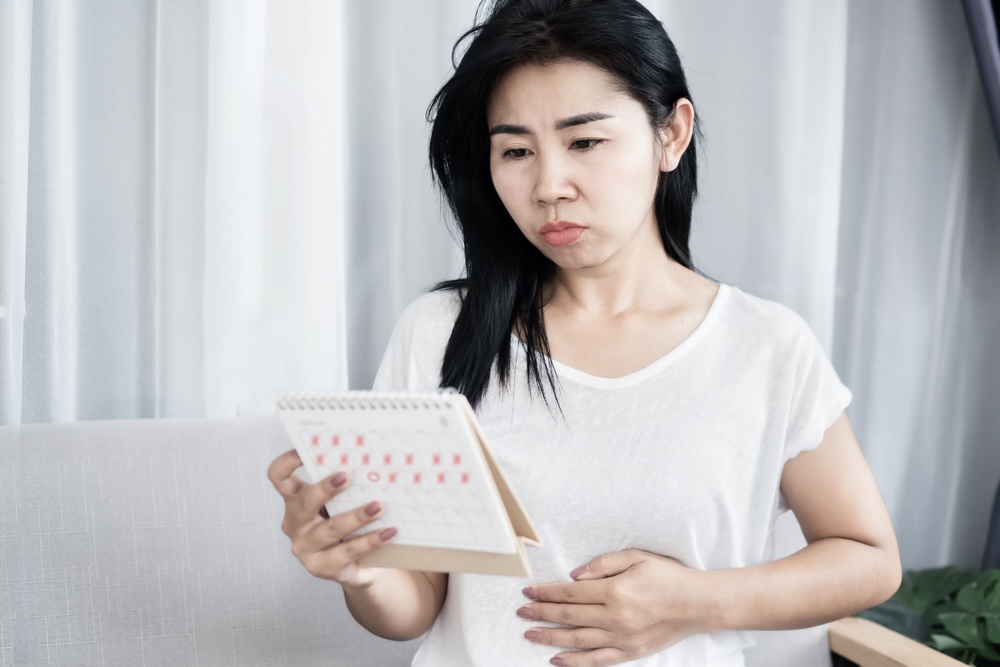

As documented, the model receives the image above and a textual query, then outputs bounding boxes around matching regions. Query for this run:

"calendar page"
[277,392,527,559]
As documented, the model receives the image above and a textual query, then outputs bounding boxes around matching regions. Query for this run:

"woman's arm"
[706,410,901,630]
[343,569,447,641]
[518,411,901,667]
[268,450,447,641]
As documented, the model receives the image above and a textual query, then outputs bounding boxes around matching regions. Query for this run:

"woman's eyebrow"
[489,112,616,136]
[555,112,615,129]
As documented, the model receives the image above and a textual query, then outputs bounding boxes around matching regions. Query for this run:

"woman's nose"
[532,152,577,205]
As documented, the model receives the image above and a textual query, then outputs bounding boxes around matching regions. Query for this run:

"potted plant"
[846,566,1000,666]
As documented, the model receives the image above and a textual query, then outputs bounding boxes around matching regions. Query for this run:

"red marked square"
[405,454,414,465]
[389,473,398,484]
[461,473,469,484]
[310,435,319,446]
[437,473,446,485]
[356,435,364,446]
[383,453,392,465]
[340,454,349,466]
[432,454,441,465]
[332,435,340,446]
[413,473,422,484]
[315,454,324,465]
[361,454,370,465]
[453,454,461,465]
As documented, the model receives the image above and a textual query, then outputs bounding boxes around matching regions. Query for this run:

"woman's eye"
[502,148,530,159]
[571,138,603,150]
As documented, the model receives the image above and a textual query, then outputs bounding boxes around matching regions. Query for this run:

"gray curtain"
[962,0,1000,152]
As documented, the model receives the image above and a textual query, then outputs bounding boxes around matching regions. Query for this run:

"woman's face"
[487,59,675,273]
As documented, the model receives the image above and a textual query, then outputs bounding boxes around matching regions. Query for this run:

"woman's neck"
[546,240,702,318]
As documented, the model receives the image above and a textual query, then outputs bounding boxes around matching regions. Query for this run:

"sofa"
[1,417,834,666]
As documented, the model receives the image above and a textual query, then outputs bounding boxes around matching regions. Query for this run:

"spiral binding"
[276,388,459,411]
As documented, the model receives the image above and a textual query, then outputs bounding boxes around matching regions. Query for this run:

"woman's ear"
[658,98,695,172]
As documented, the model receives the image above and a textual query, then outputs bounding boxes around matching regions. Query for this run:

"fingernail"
[524,630,542,643]
[550,658,567,666]
[330,472,347,488]
[516,606,533,619]
[378,527,397,541]
[365,501,381,516]
[569,564,589,578]
[522,587,538,600]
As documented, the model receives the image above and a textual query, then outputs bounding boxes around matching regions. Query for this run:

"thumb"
[570,549,647,580]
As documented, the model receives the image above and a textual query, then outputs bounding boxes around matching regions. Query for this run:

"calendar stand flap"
[358,537,532,577]
[460,399,542,548]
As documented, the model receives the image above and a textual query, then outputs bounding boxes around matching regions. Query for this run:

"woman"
[267,1,902,665]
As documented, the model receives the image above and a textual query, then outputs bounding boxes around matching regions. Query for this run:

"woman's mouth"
[538,221,586,247]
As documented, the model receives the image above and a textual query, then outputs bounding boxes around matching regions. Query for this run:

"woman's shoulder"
[373,287,463,391]
[396,286,463,329]
[387,286,463,351]
[718,284,820,346]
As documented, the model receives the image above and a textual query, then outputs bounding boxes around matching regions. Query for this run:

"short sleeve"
[370,290,459,392]
[781,317,852,464]
[371,310,415,392]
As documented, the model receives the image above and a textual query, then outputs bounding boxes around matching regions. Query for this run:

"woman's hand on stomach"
[518,549,711,667]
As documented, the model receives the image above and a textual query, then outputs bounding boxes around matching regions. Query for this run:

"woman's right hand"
[267,449,398,589]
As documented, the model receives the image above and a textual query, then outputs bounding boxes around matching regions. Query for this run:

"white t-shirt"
[372,283,851,667]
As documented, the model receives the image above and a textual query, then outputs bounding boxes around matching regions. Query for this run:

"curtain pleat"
[73,2,155,420]
[151,0,210,418]
[21,0,78,424]
[0,0,32,425]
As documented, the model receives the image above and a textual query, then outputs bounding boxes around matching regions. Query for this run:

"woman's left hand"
[518,549,715,667]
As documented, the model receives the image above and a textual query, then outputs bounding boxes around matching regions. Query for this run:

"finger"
[571,550,648,581]
[525,579,607,604]
[517,602,607,629]
[296,499,386,553]
[299,525,398,580]
[523,625,615,651]
[288,472,350,527]
[267,450,305,498]
[548,647,630,667]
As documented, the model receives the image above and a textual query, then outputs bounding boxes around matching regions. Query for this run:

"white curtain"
[0,0,349,422]
[1,0,998,571]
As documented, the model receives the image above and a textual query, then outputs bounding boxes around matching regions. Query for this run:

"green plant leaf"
[985,615,1000,644]
[954,572,1000,613]
[932,632,971,653]
[980,570,1000,613]
[894,567,978,621]
[940,612,993,654]
[981,642,1000,661]
[956,583,982,613]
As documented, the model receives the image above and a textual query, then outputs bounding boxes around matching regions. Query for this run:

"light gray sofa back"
[1,418,419,666]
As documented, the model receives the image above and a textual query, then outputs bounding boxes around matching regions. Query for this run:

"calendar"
[277,391,541,577]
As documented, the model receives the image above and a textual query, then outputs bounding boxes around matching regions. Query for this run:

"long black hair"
[427,0,700,408]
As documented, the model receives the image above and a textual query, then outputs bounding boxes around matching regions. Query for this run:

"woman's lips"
[538,221,586,247]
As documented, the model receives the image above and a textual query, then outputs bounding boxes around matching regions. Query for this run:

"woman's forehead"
[487,60,636,127]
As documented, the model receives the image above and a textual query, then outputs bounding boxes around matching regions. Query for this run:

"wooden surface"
[828,617,968,667]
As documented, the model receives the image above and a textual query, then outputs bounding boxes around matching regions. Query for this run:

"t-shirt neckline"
[528,283,730,390]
